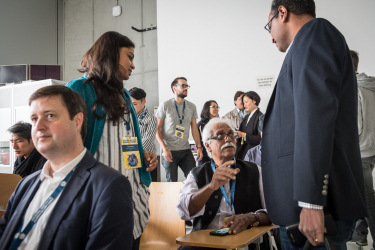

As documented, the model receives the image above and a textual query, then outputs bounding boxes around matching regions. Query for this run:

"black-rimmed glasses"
[208,132,238,141]
[264,11,279,33]
[175,84,190,89]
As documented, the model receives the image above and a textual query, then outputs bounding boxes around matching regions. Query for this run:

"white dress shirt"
[246,108,259,126]
[176,164,266,229]
[17,148,87,250]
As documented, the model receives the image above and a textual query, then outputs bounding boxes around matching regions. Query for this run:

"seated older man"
[176,117,271,250]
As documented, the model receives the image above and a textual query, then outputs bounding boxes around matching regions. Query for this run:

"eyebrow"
[30,110,56,117]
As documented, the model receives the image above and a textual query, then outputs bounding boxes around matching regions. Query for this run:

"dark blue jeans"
[355,155,375,248]
[280,219,356,250]
[161,149,196,182]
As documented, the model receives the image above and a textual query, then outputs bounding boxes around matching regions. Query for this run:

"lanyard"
[210,158,236,211]
[138,109,148,121]
[9,166,77,250]
[173,99,185,124]
[239,111,244,120]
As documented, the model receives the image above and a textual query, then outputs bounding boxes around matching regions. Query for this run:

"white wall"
[157,0,375,119]
[0,0,61,65]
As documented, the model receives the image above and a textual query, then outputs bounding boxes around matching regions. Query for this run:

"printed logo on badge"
[175,125,185,138]
[121,137,142,170]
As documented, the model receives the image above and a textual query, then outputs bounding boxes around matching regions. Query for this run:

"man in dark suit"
[262,0,367,249]
[0,85,133,250]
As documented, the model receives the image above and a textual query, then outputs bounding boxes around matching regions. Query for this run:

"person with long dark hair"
[197,100,219,166]
[236,91,263,160]
[66,31,157,250]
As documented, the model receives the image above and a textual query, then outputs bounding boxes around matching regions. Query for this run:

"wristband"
[251,212,260,227]
[163,147,168,151]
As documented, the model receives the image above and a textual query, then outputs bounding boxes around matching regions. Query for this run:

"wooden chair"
[0,210,4,219]
[139,182,185,250]
[0,173,22,210]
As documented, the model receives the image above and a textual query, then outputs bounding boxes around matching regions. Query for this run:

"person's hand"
[162,148,173,162]
[144,150,158,171]
[210,160,239,191]
[220,214,253,235]
[299,208,325,246]
[196,147,203,161]
[236,131,243,138]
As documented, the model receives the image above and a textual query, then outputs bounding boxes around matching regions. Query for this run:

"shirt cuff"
[298,201,323,210]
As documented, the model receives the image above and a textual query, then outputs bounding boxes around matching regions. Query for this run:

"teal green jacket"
[66,76,151,187]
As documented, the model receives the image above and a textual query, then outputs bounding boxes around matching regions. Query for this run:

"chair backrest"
[0,210,4,219]
[140,182,185,250]
[0,174,22,210]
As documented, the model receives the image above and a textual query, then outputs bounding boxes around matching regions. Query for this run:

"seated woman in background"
[8,121,46,178]
[236,91,263,160]
[66,31,157,250]
[197,100,219,166]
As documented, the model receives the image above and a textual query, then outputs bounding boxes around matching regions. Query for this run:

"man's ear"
[205,142,211,152]
[278,5,289,23]
[74,112,84,133]
[143,99,147,105]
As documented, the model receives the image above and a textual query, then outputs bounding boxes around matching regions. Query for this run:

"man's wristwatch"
[251,212,260,227]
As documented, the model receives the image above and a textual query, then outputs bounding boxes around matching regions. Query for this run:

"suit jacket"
[262,18,367,226]
[236,109,262,160]
[224,108,248,130]
[0,151,133,250]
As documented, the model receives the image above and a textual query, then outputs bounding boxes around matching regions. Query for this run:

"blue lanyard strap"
[210,158,236,211]
[9,166,77,250]
[138,109,148,121]
[239,111,244,120]
[173,99,185,125]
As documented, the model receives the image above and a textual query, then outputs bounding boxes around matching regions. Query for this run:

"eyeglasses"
[210,106,220,109]
[264,11,279,33]
[208,132,238,141]
[175,84,190,89]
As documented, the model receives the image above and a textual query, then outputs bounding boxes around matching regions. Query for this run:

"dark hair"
[171,77,187,93]
[129,87,146,100]
[234,91,245,105]
[79,31,135,124]
[200,100,218,120]
[29,85,88,141]
[271,0,316,18]
[7,121,32,141]
[243,91,261,106]
[350,50,359,72]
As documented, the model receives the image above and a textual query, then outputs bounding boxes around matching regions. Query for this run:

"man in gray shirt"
[156,77,203,182]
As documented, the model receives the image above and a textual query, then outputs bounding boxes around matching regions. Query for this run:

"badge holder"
[175,125,185,138]
[121,137,142,169]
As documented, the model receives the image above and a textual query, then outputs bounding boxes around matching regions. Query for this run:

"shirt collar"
[137,107,147,118]
[40,148,87,181]
[286,41,294,55]
[236,107,243,114]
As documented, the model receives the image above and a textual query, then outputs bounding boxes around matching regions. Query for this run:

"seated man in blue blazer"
[0,85,133,250]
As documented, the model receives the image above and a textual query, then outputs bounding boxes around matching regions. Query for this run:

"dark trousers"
[132,236,140,250]
[354,155,375,248]
[279,220,356,250]
[161,149,196,182]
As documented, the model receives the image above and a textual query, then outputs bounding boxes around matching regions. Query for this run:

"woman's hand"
[236,131,243,138]
[144,150,158,171]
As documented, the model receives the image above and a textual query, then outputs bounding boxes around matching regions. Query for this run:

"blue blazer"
[0,151,134,250]
[262,18,367,225]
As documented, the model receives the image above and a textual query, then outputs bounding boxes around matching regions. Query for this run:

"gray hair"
[202,117,236,158]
